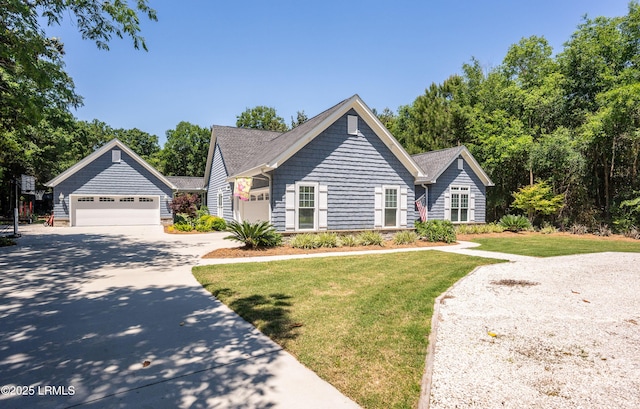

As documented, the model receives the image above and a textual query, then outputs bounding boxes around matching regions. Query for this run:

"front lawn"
[469,233,640,257]
[193,252,499,409]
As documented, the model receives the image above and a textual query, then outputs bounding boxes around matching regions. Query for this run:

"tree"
[236,106,288,132]
[160,122,211,177]
[290,111,308,128]
[0,0,156,214]
[511,181,564,224]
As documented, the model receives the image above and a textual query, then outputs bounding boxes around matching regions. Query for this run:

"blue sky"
[47,0,631,146]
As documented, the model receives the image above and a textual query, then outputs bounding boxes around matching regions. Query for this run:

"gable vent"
[112,149,121,163]
[347,115,364,137]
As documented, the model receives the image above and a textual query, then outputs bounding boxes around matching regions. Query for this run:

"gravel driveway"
[428,252,640,409]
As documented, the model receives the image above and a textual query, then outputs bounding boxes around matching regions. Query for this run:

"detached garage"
[46,139,176,227]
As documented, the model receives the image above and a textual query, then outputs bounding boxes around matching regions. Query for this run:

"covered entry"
[71,195,160,226]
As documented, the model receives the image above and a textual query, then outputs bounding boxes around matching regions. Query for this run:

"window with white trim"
[99,197,115,202]
[217,190,224,217]
[297,184,316,230]
[77,197,94,202]
[119,197,134,202]
[450,186,470,222]
[139,197,154,202]
[384,187,399,227]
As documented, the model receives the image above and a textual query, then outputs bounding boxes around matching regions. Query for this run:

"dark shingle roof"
[214,97,353,177]
[213,126,283,176]
[166,176,206,190]
[411,146,465,182]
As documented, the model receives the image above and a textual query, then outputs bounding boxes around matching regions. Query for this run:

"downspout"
[261,169,272,223]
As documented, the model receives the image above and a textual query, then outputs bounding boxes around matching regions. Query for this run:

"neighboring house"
[412,146,493,224]
[45,139,176,226]
[204,94,494,232]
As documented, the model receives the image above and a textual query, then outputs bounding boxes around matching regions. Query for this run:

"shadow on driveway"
[0,232,282,408]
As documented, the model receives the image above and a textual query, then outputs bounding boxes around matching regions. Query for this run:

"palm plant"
[224,220,282,248]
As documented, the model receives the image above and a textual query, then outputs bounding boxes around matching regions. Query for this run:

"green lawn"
[470,234,640,257]
[193,252,499,409]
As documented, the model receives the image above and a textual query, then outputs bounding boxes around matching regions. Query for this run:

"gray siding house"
[204,95,493,232]
[45,139,176,226]
[413,146,493,224]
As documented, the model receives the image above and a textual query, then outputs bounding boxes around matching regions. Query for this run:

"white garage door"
[72,195,160,226]
[240,191,270,223]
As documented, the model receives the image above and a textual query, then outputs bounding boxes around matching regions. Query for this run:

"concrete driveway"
[0,225,359,409]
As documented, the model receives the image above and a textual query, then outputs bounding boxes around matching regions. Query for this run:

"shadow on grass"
[229,293,299,345]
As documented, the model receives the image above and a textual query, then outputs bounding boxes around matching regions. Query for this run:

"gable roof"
[412,145,494,186]
[204,95,425,183]
[166,176,205,191]
[45,139,176,189]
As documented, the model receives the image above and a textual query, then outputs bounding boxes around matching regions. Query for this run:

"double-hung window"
[297,184,316,230]
[450,186,470,222]
[384,187,399,227]
[217,190,224,217]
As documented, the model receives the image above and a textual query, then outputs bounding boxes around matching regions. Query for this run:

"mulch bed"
[202,240,450,259]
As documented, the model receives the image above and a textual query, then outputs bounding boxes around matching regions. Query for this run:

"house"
[46,95,493,228]
[45,139,176,226]
[412,146,493,224]
[204,95,493,231]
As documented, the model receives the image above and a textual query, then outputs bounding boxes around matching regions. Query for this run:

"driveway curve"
[0,225,359,409]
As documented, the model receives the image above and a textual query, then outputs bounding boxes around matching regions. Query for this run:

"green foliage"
[290,111,308,128]
[498,215,532,232]
[236,106,288,132]
[455,223,505,234]
[159,122,210,177]
[356,231,385,246]
[415,220,457,243]
[569,224,589,235]
[540,225,558,234]
[511,181,564,223]
[316,232,339,248]
[393,231,418,245]
[339,235,359,247]
[195,215,226,232]
[290,233,319,249]
[224,221,282,248]
[0,237,17,247]
[173,222,194,232]
[0,1,156,215]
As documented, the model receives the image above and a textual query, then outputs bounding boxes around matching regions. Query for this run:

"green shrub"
[290,233,319,249]
[498,215,531,232]
[174,213,195,227]
[174,222,194,232]
[415,220,456,243]
[225,221,282,248]
[569,223,589,235]
[540,225,558,234]
[357,231,384,246]
[393,230,418,245]
[339,235,358,247]
[195,215,227,232]
[456,223,505,234]
[0,237,17,247]
[196,205,209,219]
[316,232,339,248]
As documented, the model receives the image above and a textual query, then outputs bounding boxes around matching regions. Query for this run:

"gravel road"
[428,252,640,409]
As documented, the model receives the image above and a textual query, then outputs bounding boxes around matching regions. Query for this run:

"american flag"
[415,193,427,222]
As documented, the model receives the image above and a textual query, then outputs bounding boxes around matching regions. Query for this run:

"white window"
[384,187,399,227]
[450,186,470,222]
[139,197,154,202]
[297,184,317,230]
[119,197,135,202]
[217,190,224,217]
[99,197,115,202]
[77,197,94,202]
